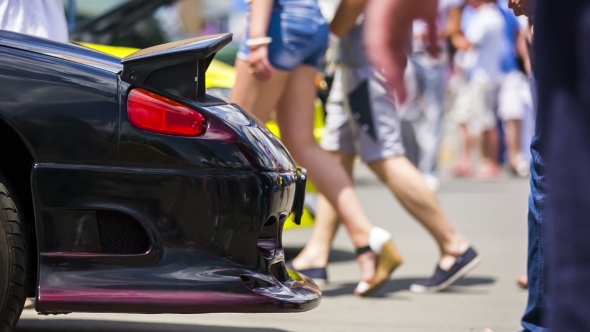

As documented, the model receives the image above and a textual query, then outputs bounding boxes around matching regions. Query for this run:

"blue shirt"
[462,2,521,74]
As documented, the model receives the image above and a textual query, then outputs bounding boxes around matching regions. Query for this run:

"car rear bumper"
[33,163,320,314]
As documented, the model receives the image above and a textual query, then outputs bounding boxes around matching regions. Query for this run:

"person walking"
[452,0,507,180]
[497,0,533,177]
[367,0,590,330]
[230,0,401,296]
[289,0,480,294]
[406,0,464,191]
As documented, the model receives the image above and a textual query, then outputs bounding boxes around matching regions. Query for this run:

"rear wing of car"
[121,33,232,105]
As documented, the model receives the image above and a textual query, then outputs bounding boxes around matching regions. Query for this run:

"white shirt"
[0,0,68,42]
[465,3,506,82]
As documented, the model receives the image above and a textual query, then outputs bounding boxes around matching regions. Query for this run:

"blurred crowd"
[234,0,535,187]
[446,0,533,181]
[232,0,537,189]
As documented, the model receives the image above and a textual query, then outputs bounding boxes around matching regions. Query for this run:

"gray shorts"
[321,66,405,163]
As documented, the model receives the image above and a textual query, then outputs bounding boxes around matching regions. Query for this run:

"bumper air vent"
[96,211,150,254]
[257,216,279,260]
[269,261,289,282]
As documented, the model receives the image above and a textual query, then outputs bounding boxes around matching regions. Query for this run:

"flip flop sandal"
[354,227,403,297]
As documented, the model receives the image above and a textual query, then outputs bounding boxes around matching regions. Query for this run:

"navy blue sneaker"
[286,262,328,285]
[410,247,481,293]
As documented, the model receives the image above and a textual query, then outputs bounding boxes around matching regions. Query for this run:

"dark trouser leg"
[521,126,548,332]
[536,0,590,330]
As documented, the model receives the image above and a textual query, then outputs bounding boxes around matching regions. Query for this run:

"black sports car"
[0,30,320,331]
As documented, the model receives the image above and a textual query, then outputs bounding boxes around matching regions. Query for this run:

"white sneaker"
[515,158,530,177]
[423,174,440,192]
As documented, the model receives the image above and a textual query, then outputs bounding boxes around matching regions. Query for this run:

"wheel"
[0,180,27,332]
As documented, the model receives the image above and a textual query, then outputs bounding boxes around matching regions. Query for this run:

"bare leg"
[292,151,355,269]
[480,127,499,164]
[368,156,470,269]
[504,120,522,165]
[294,153,470,270]
[230,59,290,122]
[460,124,471,160]
[504,119,528,175]
[455,123,473,176]
[276,66,376,281]
[478,127,500,179]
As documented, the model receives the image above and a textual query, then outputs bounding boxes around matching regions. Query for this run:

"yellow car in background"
[79,42,321,229]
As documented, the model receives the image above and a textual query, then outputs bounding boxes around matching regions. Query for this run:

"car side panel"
[0,46,119,164]
[33,164,320,314]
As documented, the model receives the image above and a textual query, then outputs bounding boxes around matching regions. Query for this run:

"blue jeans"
[521,123,549,332]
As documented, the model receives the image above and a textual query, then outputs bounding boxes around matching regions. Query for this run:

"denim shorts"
[238,1,329,71]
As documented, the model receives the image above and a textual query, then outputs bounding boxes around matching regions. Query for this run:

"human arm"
[330,0,367,38]
[508,0,535,17]
[448,6,473,51]
[451,33,472,51]
[364,0,439,102]
[445,6,464,38]
[516,24,532,75]
[247,0,274,81]
[415,5,462,44]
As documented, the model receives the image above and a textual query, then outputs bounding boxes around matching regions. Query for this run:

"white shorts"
[321,66,405,163]
[498,71,533,121]
[452,79,499,133]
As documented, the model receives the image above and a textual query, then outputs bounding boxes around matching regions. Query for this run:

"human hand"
[508,0,535,17]
[248,45,275,81]
[364,0,439,103]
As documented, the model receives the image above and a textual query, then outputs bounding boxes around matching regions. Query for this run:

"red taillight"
[127,88,206,136]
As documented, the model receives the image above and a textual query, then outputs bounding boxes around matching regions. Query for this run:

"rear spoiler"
[121,33,232,104]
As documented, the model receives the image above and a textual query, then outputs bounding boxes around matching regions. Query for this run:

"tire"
[0,181,27,332]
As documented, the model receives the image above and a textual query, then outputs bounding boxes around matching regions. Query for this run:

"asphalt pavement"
[16,163,530,332]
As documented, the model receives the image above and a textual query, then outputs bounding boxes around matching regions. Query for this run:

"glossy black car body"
[0,30,320,315]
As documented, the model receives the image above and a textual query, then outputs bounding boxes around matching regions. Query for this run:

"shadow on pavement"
[321,276,496,297]
[15,319,287,332]
[284,247,355,263]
